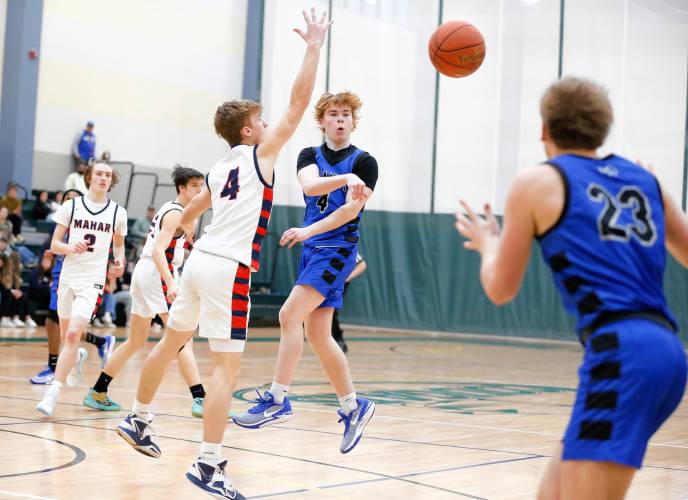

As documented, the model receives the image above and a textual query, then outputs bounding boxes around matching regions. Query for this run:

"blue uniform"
[49,255,63,312]
[296,146,365,308]
[538,153,686,468]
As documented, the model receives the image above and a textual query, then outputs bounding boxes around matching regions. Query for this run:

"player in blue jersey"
[29,188,115,385]
[456,77,688,500]
[233,91,378,454]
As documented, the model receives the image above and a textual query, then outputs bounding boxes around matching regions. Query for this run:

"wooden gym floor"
[0,326,686,499]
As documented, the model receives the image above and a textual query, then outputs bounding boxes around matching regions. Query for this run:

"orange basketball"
[428,20,485,78]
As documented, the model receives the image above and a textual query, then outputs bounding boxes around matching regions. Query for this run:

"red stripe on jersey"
[230,264,250,337]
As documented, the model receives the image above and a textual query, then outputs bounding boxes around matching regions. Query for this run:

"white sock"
[200,441,223,465]
[270,382,289,404]
[339,392,358,414]
[47,380,63,397]
[131,399,150,416]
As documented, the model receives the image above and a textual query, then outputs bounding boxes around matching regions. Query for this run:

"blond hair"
[540,77,613,150]
[214,100,262,146]
[314,91,363,132]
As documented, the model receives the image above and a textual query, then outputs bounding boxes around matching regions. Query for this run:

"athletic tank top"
[140,201,187,268]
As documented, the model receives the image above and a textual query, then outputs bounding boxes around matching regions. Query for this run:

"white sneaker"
[66,348,88,387]
[0,317,13,327]
[36,391,59,416]
[11,317,24,327]
[24,317,37,328]
[102,312,115,328]
[92,318,104,328]
[150,323,162,334]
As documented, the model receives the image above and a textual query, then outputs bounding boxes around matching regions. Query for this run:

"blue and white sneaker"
[30,365,54,385]
[338,397,375,454]
[97,335,116,368]
[116,412,161,458]
[66,348,88,387]
[186,459,246,500]
[232,390,292,429]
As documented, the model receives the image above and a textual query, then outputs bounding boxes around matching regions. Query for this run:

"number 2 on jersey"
[84,233,96,253]
[586,183,657,246]
[221,167,240,200]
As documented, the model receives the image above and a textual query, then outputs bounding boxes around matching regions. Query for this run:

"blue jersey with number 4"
[537,154,676,335]
[303,145,363,246]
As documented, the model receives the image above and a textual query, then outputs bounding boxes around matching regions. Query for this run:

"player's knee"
[64,329,80,345]
[129,332,148,350]
[216,362,241,385]
[278,305,300,330]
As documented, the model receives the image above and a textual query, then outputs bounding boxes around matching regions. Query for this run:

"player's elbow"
[487,289,516,306]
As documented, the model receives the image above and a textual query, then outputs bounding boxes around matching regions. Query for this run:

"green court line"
[0,335,581,350]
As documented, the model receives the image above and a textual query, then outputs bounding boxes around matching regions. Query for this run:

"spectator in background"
[72,120,96,167]
[331,253,367,353]
[128,205,155,259]
[0,207,13,240]
[33,191,53,220]
[64,163,88,194]
[0,235,36,328]
[28,251,53,313]
[49,191,63,212]
[0,182,23,240]
[101,151,112,164]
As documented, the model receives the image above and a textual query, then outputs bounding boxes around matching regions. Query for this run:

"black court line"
[0,428,86,478]
[18,419,483,498]
[1,396,686,474]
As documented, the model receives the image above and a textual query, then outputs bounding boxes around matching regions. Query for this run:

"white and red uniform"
[167,145,273,352]
[130,201,189,318]
[52,196,127,320]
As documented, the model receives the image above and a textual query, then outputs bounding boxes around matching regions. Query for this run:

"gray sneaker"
[232,390,293,429]
[338,397,375,453]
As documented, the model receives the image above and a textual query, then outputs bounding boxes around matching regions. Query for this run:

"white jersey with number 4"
[194,144,274,271]
[52,196,128,287]
[140,200,187,268]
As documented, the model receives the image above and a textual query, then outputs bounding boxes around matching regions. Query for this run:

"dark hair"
[540,77,613,150]
[172,164,204,193]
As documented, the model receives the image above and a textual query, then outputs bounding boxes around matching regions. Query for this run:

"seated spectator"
[0,182,23,240]
[28,251,53,312]
[32,191,53,220]
[128,205,155,260]
[101,150,112,163]
[0,207,12,240]
[64,163,88,194]
[0,236,36,328]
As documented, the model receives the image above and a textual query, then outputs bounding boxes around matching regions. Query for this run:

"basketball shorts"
[167,250,250,353]
[130,258,177,318]
[563,318,687,468]
[295,244,358,309]
[49,276,59,312]
[57,281,103,321]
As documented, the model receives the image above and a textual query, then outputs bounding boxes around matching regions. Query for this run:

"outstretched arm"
[256,9,332,179]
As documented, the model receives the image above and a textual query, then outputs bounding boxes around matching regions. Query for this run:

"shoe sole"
[232,412,293,429]
[186,473,245,500]
[83,399,121,411]
[30,378,53,385]
[191,409,203,418]
[115,426,161,458]
[341,403,376,454]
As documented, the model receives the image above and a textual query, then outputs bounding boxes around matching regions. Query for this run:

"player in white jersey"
[36,163,127,416]
[82,166,209,416]
[115,9,332,499]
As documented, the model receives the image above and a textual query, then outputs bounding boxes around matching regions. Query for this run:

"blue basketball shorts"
[295,244,358,309]
[563,318,687,468]
[49,276,59,312]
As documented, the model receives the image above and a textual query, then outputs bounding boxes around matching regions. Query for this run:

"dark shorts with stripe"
[563,318,687,468]
[296,244,357,309]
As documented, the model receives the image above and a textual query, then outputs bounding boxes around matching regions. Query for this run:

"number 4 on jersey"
[221,167,240,200]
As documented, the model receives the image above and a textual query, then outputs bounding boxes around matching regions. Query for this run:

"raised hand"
[293,7,332,48]
[455,200,501,254]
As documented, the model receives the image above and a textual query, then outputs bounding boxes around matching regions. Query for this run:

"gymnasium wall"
[31,0,248,214]
[0,0,6,108]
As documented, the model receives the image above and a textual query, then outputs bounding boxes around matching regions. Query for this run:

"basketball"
[428,20,485,78]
